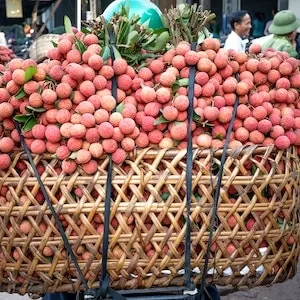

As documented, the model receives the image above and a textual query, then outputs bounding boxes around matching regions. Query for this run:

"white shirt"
[0,32,7,47]
[224,31,248,52]
[252,34,273,46]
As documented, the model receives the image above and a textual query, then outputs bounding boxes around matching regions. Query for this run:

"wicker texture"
[29,34,60,62]
[0,145,299,295]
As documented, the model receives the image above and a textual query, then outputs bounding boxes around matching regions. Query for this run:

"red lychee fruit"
[66,49,81,63]
[197,134,212,148]
[234,127,249,142]
[280,114,294,130]
[244,117,258,131]
[149,59,165,74]
[113,58,128,75]
[170,122,187,140]
[79,80,96,98]
[252,106,268,121]
[278,61,293,76]
[237,104,251,119]
[275,77,290,89]
[218,106,233,123]
[203,106,219,121]
[214,53,228,69]
[76,149,91,164]
[195,72,209,86]
[270,125,285,139]
[249,130,264,144]
[112,148,127,164]
[248,43,261,54]
[275,135,291,150]
[45,124,61,143]
[257,119,272,134]
[119,118,136,135]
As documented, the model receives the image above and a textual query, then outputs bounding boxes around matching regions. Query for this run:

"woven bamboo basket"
[29,34,60,62]
[0,145,299,296]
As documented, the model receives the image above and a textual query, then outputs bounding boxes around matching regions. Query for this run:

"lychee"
[275,135,290,150]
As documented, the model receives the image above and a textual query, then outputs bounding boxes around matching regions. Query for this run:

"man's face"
[235,14,252,37]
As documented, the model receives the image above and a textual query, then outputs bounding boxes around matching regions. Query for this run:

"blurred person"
[209,19,220,39]
[252,12,265,38]
[24,24,32,37]
[224,10,252,52]
[264,9,277,36]
[296,28,300,55]
[261,10,299,58]
[0,31,7,47]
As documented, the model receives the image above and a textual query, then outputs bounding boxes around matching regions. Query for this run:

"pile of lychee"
[0,29,299,173]
[0,45,15,65]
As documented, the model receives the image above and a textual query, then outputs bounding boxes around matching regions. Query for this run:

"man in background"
[264,9,277,36]
[224,10,252,52]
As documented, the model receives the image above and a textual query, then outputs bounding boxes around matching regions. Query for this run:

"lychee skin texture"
[0,154,11,170]
[119,118,136,135]
[275,135,291,150]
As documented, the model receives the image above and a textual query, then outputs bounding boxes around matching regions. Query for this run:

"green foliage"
[13,104,45,132]
[24,66,37,82]
[163,3,216,45]
[14,114,37,132]
[81,1,169,66]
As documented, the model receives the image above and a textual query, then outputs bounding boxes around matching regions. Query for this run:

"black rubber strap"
[99,157,114,297]
[183,42,197,293]
[98,32,125,300]
[197,75,240,300]
[15,121,88,291]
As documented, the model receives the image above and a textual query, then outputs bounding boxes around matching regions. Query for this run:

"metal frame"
[85,286,204,300]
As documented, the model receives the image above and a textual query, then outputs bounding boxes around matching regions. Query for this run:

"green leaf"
[172,78,189,93]
[51,41,58,47]
[69,152,77,160]
[251,164,258,175]
[14,114,32,123]
[142,34,158,48]
[81,27,90,34]
[197,31,206,44]
[101,45,111,61]
[215,133,223,141]
[161,192,170,202]
[23,116,37,132]
[15,87,26,100]
[45,75,54,82]
[154,115,170,125]
[193,111,201,123]
[144,31,170,52]
[203,27,211,38]
[177,78,189,87]
[118,22,131,45]
[70,91,75,101]
[64,15,73,34]
[74,37,87,54]
[126,30,139,46]
[173,139,181,147]
[193,192,201,201]
[153,28,169,34]
[25,106,46,113]
[116,102,125,113]
[25,66,37,82]
[112,46,122,59]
